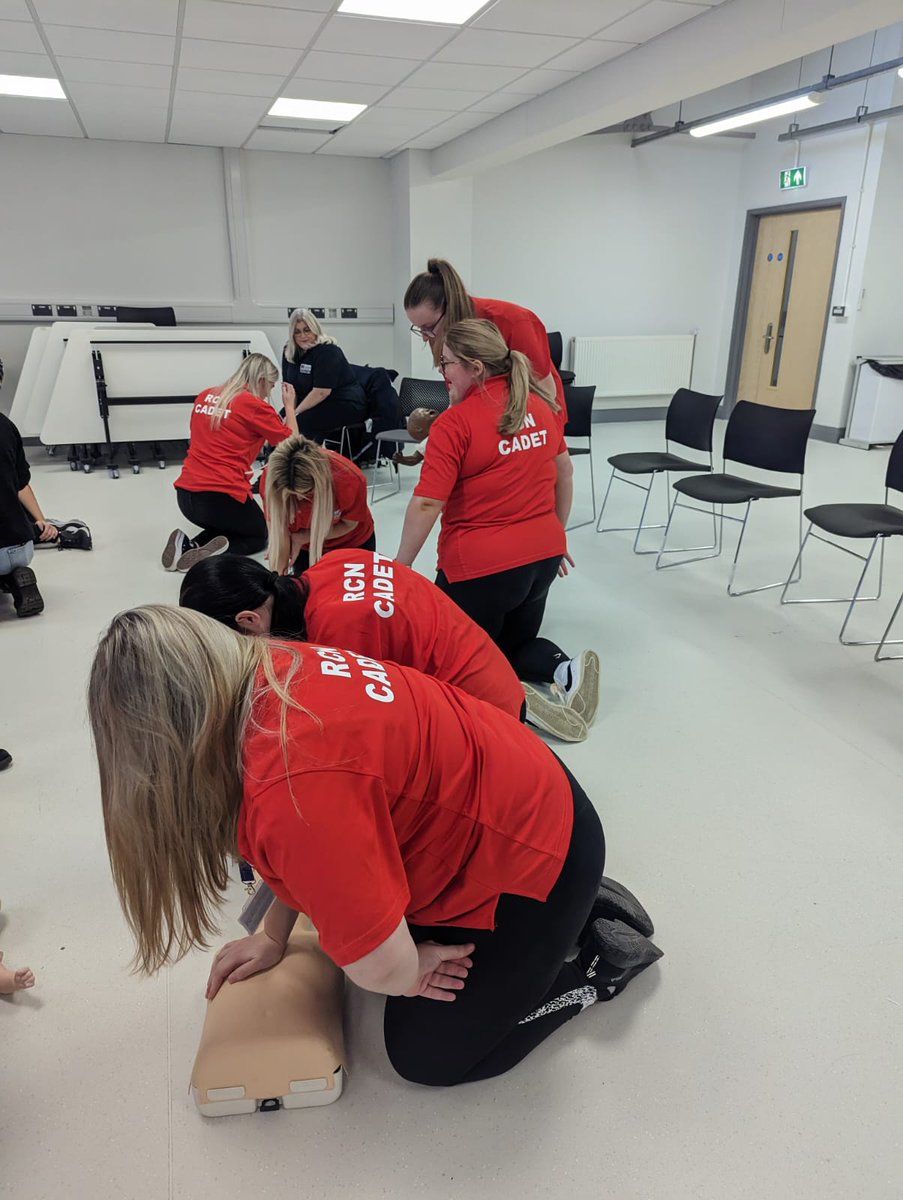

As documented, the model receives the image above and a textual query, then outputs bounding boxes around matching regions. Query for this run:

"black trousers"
[436,555,570,683]
[176,488,267,557]
[384,764,605,1086]
[296,400,367,442]
[291,532,376,576]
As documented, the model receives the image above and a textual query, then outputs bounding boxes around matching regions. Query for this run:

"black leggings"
[176,489,267,557]
[384,763,605,1086]
[291,532,376,576]
[436,555,570,684]
[296,400,367,441]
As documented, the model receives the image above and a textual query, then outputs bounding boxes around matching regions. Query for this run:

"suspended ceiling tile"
[313,15,453,59]
[350,106,456,134]
[0,95,82,136]
[0,18,44,52]
[171,90,268,120]
[234,0,334,9]
[292,50,417,86]
[435,28,579,69]
[57,57,173,88]
[0,0,30,17]
[182,0,323,48]
[469,91,534,113]
[177,66,285,96]
[67,81,171,109]
[508,67,581,96]
[168,113,259,147]
[473,0,630,38]
[380,86,488,111]
[179,37,300,73]
[0,49,55,75]
[405,61,525,91]
[244,127,332,152]
[33,0,180,35]
[281,77,389,104]
[547,38,637,72]
[423,109,491,138]
[317,138,393,157]
[43,26,175,65]
[598,0,709,43]
[78,105,169,142]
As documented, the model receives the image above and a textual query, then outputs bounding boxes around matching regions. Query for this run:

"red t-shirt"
[301,551,524,718]
[472,295,566,424]
[262,449,375,550]
[415,375,567,583]
[175,389,292,503]
[239,646,573,967]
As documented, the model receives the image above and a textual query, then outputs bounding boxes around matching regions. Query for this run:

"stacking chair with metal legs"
[562,385,596,530]
[656,400,815,596]
[780,429,903,656]
[595,388,722,553]
[369,377,449,504]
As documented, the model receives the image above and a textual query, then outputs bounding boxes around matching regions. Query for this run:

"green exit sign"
[780,166,807,190]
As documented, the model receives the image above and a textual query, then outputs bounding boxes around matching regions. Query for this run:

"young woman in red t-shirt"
[404,258,566,422]
[396,319,600,742]
[179,550,526,720]
[263,434,375,576]
[166,353,296,572]
[89,606,660,1088]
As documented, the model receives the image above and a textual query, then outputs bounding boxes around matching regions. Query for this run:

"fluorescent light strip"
[0,73,66,100]
[337,0,487,23]
[690,93,822,137]
[268,98,367,123]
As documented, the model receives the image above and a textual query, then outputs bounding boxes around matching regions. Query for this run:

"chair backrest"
[562,385,595,439]
[723,400,815,475]
[398,376,449,418]
[885,428,903,493]
[116,305,176,327]
[665,388,723,453]
[548,331,564,371]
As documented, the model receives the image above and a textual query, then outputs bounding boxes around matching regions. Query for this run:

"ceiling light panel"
[337,1,488,23]
[269,97,367,122]
[689,92,821,136]
[0,72,66,98]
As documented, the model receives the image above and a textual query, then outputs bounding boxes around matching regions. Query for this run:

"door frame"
[724,197,846,414]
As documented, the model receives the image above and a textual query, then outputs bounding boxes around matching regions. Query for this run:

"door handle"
[763,322,773,353]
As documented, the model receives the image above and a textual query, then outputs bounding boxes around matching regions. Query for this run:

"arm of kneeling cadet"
[343,917,420,996]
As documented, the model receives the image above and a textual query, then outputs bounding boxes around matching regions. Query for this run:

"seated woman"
[263,435,374,576]
[166,353,296,571]
[282,309,366,445]
[179,551,526,721]
[88,606,661,1088]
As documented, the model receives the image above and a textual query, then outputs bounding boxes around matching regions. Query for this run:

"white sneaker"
[175,535,229,572]
[162,528,191,571]
[522,683,588,743]
[553,650,601,727]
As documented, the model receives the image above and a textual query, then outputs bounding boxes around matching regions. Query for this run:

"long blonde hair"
[444,319,558,435]
[265,435,338,573]
[208,352,279,430]
[404,258,475,367]
[87,606,308,974]
[284,307,337,363]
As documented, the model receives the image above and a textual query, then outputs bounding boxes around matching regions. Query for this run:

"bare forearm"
[555,473,573,526]
[263,898,300,948]
[397,498,442,566]
[296,387,331,414]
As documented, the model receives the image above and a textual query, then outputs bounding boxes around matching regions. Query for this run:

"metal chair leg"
[655,499,722,570]
[874,587,903,660]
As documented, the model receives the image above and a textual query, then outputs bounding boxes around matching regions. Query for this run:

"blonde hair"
[208,353,279,430]
[404,258,475,367]
[444,319,558,435]
[87,605,309,974]
[284,308,337,363]
[265,435,339,573]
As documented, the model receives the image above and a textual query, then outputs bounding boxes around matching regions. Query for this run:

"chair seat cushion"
[608,451,712,475]
[805,502,903,538]
[375,429,417,443]
[567,446,591,457]
[673,472,800,503]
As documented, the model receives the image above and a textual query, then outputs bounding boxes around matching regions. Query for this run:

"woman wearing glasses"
[396,320,599,743]
[282,308,366,445]
[404,259,565,422]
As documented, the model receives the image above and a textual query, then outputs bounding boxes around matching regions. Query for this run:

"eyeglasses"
[410,311,445,340]
[438,357,461,374]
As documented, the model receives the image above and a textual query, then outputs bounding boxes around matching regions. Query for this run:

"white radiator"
[570,334,696,398]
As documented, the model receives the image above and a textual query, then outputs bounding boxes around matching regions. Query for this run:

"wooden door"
[737,207,841,409]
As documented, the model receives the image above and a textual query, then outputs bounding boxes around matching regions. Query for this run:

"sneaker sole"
[523,684,588,743]
[175,536,229,572]
[591,877,655,938]
[590,917,663,971]
[10,568,44,618]
[568,650,600,726]
[161,529,186,571]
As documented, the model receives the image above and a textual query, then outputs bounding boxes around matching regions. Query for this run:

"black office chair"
[656,400,815,596]
[115,306,176,326]
[370,377,450,503]
[561,385,596,530]
[780,429,903,656]
[596,388,722,553]
[548,332,576,387]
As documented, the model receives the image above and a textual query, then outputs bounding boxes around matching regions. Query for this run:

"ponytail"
[179,555,308,638]
[265,435,336,574]
[404,258,475,366]
[443,319,559,435]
